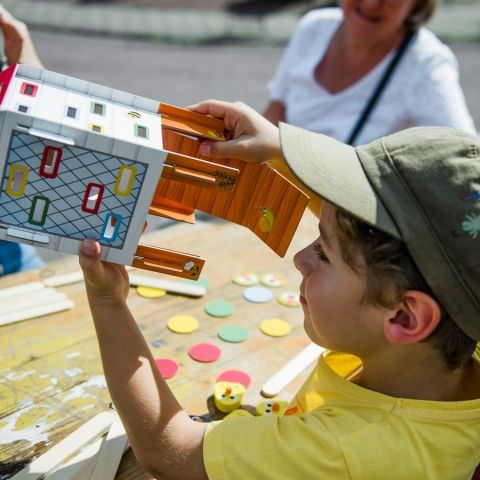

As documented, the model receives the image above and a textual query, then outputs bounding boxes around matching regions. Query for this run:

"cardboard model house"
[0,64,308,279]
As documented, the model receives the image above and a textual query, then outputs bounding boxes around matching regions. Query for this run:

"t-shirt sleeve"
[268,10,329,102]
[203,413,349,480]
[406,43,476,133]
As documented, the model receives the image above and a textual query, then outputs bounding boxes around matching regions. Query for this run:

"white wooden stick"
[43,271,84,288]
[261,343,325,398]
[43,266,132,288]
[1,291,68,315]
[45,435,105,480]
[11,411,115,480]
[0,299,74,326]
[0,281,45,299]
[128,273,206,297]
[90,413,128,480]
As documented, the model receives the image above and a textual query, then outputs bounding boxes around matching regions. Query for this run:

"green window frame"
[134,124,149,139]
[90,101,106,116]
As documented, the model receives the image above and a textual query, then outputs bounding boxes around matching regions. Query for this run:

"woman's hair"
[406,0,437,30]
[334,208,476,369]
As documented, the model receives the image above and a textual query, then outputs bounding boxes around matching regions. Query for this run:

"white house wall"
[2,65,164,153]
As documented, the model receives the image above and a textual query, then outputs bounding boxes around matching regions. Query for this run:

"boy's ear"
[384,291,441,344]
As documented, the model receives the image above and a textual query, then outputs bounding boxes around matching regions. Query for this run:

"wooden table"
[0,211,318,479]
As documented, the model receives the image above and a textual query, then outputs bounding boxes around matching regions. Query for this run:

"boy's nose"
[293,244,314,276]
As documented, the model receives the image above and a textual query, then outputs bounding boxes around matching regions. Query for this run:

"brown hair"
[334,208,476,369]
[406,0,437,30]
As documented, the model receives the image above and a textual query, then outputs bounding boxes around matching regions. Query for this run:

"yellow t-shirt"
[203,350,480,479]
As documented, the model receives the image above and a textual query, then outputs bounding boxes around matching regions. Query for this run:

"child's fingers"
[79,239,104,285]
[199,137,255,162]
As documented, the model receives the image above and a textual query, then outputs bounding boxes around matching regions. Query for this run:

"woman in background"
[264,0,475,145]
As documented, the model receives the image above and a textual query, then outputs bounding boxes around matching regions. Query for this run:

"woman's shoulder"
[297,7,342,31]
[409,27,456,65]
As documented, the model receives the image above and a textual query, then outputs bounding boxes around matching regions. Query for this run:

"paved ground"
[32,31,480,125]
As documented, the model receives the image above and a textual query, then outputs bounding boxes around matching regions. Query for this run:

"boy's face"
[294,202,389,354]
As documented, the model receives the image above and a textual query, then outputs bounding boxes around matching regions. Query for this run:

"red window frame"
[82,183,105,214]
[40,146,62,178]
[20,82,38,97]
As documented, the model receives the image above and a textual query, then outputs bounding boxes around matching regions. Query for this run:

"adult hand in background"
[0,5,43,67]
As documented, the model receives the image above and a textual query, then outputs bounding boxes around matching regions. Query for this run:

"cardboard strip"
[128,273,206,297]
[0,299,74,327]
[11,411,115,480]
[90,413,128,480]
[261,343,325,398]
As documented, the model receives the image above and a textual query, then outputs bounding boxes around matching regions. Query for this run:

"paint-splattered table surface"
[0,211,318,479]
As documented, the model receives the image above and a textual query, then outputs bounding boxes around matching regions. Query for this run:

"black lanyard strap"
[346,30,415,146]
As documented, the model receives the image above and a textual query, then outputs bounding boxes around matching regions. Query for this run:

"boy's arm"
[79,240,208,480]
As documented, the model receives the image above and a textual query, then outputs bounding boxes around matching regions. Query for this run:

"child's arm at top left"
[0,6,43,67]
[79,239,208,480]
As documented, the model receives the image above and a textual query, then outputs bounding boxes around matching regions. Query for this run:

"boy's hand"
[79,239,130,303]
[188,100,281,163]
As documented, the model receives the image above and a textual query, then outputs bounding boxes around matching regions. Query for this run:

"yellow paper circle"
[137,286,167,298]
[260,318,291,337]
[167,315,199,334]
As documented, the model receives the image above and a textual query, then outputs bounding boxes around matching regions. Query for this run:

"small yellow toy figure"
[223,409,253,421]
[213,381,245,413]
[255,401,289,416]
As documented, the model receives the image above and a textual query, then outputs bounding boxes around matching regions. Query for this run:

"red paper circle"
[155,358,178,379]
[216,369,251,388]
[188,343,221,363]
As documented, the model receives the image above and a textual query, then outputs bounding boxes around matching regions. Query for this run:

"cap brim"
[280,123,400,239]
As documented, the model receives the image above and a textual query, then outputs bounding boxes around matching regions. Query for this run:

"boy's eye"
[313,242,329,262]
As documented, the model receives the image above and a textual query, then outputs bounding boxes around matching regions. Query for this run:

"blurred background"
[2,0,479,124]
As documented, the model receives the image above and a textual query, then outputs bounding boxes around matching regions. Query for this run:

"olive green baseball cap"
[280,124,480,340]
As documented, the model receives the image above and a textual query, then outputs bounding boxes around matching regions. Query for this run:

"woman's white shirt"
[268,8,476,145]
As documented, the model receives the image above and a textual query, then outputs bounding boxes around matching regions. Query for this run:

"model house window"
[101,212,122,242]
[17,105,29,113]
[90,123,104,133]
[21,82,38,97]
[7,165,29,197]
[91,101,106,116]
[82,183,104,214]
[40,146,62,178]
[66,106,78,119]
[114,165,137,196]
[134,124,149,139]
[29,196,50,226]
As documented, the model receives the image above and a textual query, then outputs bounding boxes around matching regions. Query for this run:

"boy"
[79,100,480,479]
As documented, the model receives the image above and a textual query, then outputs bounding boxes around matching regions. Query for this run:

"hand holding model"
[190,100,281,164]
[79,239,130,304]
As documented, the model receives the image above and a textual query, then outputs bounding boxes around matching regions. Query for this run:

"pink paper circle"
[188,343,221,363]
[216,369,251,389]
[155,358,178,379]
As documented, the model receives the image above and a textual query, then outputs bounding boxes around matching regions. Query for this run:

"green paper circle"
[183,278,210,289]
[204,300,234,317]
[218,325,248,343]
